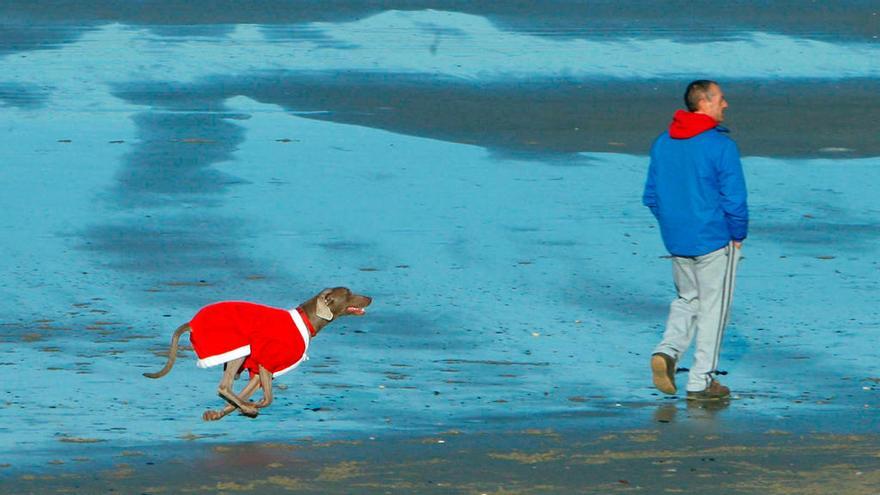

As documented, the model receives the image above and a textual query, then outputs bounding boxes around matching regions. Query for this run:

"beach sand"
[6,424,880,494]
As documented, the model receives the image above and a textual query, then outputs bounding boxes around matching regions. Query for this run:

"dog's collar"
[291,306,317,338]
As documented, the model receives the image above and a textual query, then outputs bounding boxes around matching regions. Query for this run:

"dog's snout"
[350,294,372,308]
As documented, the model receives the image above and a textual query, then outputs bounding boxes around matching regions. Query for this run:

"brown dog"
[144,287,371,420]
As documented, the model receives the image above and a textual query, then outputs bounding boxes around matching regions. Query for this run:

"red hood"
[669,110,717,139]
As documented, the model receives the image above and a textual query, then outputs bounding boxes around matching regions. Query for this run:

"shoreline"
[4,421,880,494]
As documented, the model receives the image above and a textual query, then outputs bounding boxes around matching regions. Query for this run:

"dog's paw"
[202,410,224,422]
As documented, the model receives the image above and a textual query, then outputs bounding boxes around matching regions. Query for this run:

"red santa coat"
[189,301,313,378]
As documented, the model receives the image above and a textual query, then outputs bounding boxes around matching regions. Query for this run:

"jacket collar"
[290,306,316,338]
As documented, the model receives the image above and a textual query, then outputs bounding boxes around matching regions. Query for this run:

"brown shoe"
[651,353,677,395]
[686,380,731,401]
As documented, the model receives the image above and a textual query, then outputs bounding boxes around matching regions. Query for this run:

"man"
[642,80,748,401]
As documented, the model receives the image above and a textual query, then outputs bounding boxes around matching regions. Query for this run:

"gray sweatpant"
[654,242,741,392]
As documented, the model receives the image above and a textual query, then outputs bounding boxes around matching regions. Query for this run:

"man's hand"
[733,241,743,249]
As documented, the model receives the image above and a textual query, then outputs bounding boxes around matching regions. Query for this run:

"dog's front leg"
[216,357,258,416]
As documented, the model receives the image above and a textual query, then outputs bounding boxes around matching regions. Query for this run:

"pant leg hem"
[653,345,679,361]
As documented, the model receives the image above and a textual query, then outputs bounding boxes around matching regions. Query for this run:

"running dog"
[144,287,371,420]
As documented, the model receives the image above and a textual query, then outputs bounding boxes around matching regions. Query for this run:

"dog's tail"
[143,323,191,379]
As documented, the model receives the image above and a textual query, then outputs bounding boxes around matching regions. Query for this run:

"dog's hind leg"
[204,374,261,421]
[216,357,258,416]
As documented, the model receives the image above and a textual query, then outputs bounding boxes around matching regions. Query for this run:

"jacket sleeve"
[642,151,659,218]
[717,140,748,241]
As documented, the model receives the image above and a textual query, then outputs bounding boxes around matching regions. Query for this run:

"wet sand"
[5,423,880,494]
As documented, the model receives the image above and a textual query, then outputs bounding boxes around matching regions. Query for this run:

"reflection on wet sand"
[653,399,732,425]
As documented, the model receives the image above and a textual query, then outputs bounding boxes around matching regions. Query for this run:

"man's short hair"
[684,80,718,112]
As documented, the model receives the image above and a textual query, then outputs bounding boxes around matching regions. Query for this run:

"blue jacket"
[642,125,748,257]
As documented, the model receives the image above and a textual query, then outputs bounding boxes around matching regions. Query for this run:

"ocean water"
[1,4,878,468]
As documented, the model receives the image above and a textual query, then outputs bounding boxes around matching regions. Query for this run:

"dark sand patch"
[57,437,105,444]
[114,76,880,160]
[0,83,50,108]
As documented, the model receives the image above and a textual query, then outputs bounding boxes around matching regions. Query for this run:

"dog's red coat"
[189,302,312,377]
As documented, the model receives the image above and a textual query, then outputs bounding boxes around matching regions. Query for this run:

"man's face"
[700,84,728,122]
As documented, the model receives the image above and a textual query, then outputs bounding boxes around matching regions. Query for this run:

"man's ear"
[316,290,334,321]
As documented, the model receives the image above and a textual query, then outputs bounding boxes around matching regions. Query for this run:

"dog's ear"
[316,289,334,321]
